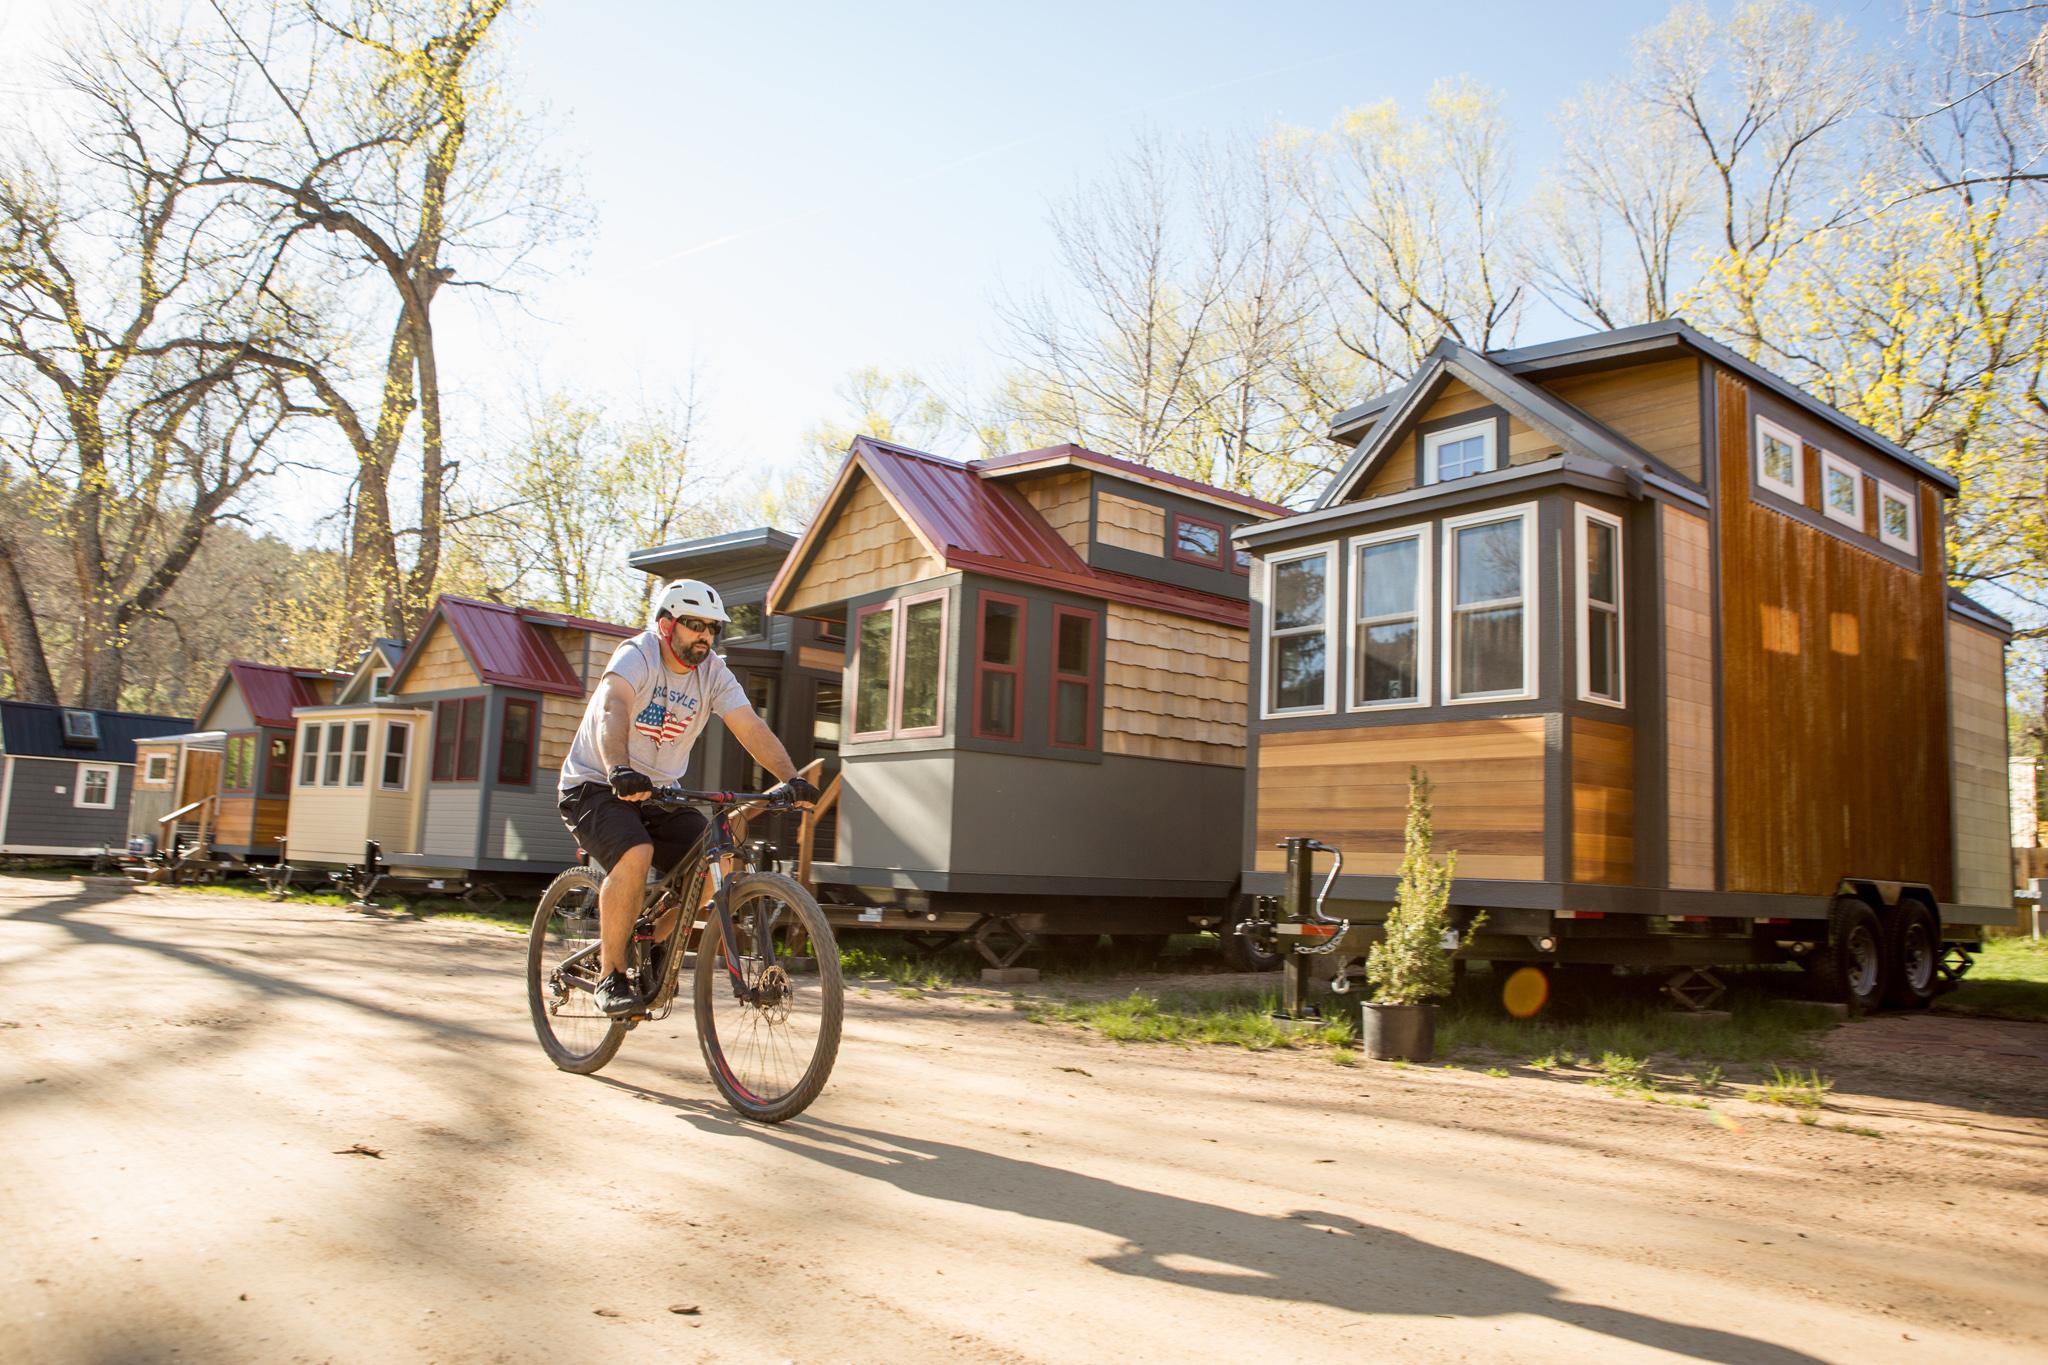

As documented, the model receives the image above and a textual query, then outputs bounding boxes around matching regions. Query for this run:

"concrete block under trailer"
[1247,840,1996,1014]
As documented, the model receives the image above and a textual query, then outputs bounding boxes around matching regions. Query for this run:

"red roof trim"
[221,660,348,729]
[387,595,631,698]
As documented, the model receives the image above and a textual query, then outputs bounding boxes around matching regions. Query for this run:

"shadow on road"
[643,1101,1819,1363]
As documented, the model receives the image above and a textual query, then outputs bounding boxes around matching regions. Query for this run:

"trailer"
[1235,320,2014,1012]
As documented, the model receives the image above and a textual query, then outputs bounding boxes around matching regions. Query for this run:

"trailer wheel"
[1218,902,1280,973]
[1805,898,1886,1013]
[1882,899,1939,1011]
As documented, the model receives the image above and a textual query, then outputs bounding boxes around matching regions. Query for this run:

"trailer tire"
[1219,902,1281,973]
[1805,898,1886,1014]
[1882,899,1940,1011]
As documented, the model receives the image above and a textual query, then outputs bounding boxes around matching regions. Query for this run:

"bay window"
[346,721,371,787]
[497,699,536,785]
[1349,527,1429,709]
[322,721,345,785]
[381,721,412,791]
[1444,506,1536,702]
[1576,505,1624,706]
[850,590,949,741]
[433,697,484,781]
[1264,543,1335,716]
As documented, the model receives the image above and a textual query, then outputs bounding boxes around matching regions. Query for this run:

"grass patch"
[1749,1065,1833,1109]
[1437,977,1827,1068]
[837,938,963,990]
[415,906,528,933]
[1941,938,2048,1021]
[1029,988,1353,1050]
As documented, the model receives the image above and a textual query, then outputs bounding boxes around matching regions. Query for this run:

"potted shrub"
[1362,767,1460,1062]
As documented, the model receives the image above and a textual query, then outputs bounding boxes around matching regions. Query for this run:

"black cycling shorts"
[557,782,708,877]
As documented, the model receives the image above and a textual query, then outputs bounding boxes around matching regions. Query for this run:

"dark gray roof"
[1324,319,1961,496]
[627,528,798,577]
[0,702,192,763]
[1948,589,2016,636]
[371,638,405,667]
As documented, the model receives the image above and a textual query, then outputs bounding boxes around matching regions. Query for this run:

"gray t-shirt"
[559,630,750,793]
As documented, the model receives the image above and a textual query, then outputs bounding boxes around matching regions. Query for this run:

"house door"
[180,749,221,805]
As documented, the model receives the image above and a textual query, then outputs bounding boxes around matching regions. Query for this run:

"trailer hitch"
[1287,838,1349,956]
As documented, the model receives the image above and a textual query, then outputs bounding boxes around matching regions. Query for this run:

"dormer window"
[1170,513,1225,567]
[60,709,100,746]
[1423,420,1497,484]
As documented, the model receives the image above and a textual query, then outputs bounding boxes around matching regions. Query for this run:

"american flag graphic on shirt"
[633,689,699,748]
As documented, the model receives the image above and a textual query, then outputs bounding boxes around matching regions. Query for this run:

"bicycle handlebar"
[643,784,801,810]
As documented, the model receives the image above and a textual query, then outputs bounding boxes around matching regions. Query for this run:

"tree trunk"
[0,531,57,704]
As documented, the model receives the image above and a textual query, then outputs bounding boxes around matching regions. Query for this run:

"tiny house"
[628,527,846,853]
[193,662,347,859]
[374,595,633,877]
[766,436,1284,943]
[0,703,191,858]
[282,640,430,870]
[1238,319,2012,1006]
[126,730,224,856]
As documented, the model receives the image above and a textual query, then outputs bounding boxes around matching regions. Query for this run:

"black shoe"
[594,970,641,1018]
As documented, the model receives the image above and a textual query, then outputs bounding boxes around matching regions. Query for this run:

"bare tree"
[0,10,299,707]
[192,0,582,647]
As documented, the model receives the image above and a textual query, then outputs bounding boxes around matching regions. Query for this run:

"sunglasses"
[676,616,723,638]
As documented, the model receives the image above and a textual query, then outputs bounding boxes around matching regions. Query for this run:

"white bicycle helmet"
[649,578,731,628]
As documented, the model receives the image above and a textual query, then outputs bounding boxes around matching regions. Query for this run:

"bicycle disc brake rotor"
[750,963,793,1023]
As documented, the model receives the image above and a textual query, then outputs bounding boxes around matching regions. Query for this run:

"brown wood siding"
[1715,368,1952,897]
[1541,358,1703,482]
[215,796,287,850]
[1571,716,1634,885]
[1102,605,1246,765]
[133,743,178,789]
[179,749,220,806]
[1948,617,2011,907]
[1015,471,1093,557]
[1096,490,1165,555]
[1254,718,1547,879]
[1662,504,1717,889]
[537,690,585,778]
[783,472,940,614]
[397,619,479,694]
[1360,379,1554,499]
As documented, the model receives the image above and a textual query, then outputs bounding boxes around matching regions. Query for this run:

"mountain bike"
[525,785,843,1123]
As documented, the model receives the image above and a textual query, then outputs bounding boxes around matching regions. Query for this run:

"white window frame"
[1442,503,1540,705]
[1819,450,1863,531]
[1346,525,1432,712]
[1875,478,1918,555]
[380,720,413,792]
[1755,414,1804,502]
[1422,419,1498,486]
[1261,541,1339,718]
[75,763,117,809]
[344,720,371,788]
[1575,504,1626,709]
[321,721,346,787]
[369,670,391,699]
[143,753,172,785]
[297,722,320,789]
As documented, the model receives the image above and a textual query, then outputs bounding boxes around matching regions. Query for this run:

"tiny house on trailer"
[627,527,846,805]
[766,436,1285,958]
[1237,319,2013,1010]
[126,730,224,858]
[281,639,433,874]
[0,703,191,858]
[192,662,346,860]
[373,595,634,879]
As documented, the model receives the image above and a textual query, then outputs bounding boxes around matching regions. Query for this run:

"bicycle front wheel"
[694,871,843,1122]
[528,866,627,1074]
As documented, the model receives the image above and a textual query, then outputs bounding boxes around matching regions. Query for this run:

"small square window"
[1876,480,1918,555]
[1820,451,1862,531]
[1423,420,1497,485]
[75,764,116,809]
[60,709,100,746]
[1755,416,1803,501]
[143,753,172,785]
[1171,513,1225,567]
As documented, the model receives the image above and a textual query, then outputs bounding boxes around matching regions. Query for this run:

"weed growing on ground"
[1751,1065,1833,1110]
[1330,1049,1357,1067]
[1029,990,1352,1050]
[1591,1052,1655,1096]
[1483,1066,1509,1078]
[1829,1122,1882,1138]
[1528,1052,1558,1071]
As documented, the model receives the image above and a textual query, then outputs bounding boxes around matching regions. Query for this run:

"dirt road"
[4,875,2046,1363]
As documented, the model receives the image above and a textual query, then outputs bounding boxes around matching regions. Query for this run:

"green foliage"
[1750,1066,1834,1110]
[1029,989,1353,1050]
[1938,938,2048,1021]
[1365,767,1460,1005]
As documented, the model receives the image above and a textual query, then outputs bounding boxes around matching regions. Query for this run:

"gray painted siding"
[421,784,484,859]
[946,749,1242,886]
[4,757,129,849]
[488,784,576,865]
[200,690,254,732]
[836,751,956,872]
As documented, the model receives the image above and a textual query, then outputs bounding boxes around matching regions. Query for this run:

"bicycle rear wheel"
[528,866,627,1074]
[694,870,843,1122]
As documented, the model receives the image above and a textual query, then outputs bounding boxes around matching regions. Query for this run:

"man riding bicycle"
[558,578,817,1017]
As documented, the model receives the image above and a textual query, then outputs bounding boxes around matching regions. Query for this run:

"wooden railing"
[158,794,216,854]
[795,771,841,893]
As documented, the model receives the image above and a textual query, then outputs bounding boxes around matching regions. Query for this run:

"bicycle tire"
[528,866,628,1074]
[693,870,843,1123]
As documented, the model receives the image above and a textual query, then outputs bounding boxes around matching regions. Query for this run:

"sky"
[1,0,1909,544]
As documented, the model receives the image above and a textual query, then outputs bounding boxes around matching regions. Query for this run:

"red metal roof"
[976,443,1291,517]
[823,438,1249,628]
[397,596,634,697]
[226,661,347,729]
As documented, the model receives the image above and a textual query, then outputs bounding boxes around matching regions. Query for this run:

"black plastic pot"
[1361,1001,1437,1062]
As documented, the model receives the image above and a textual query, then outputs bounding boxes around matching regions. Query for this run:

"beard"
[680,637,712,665]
